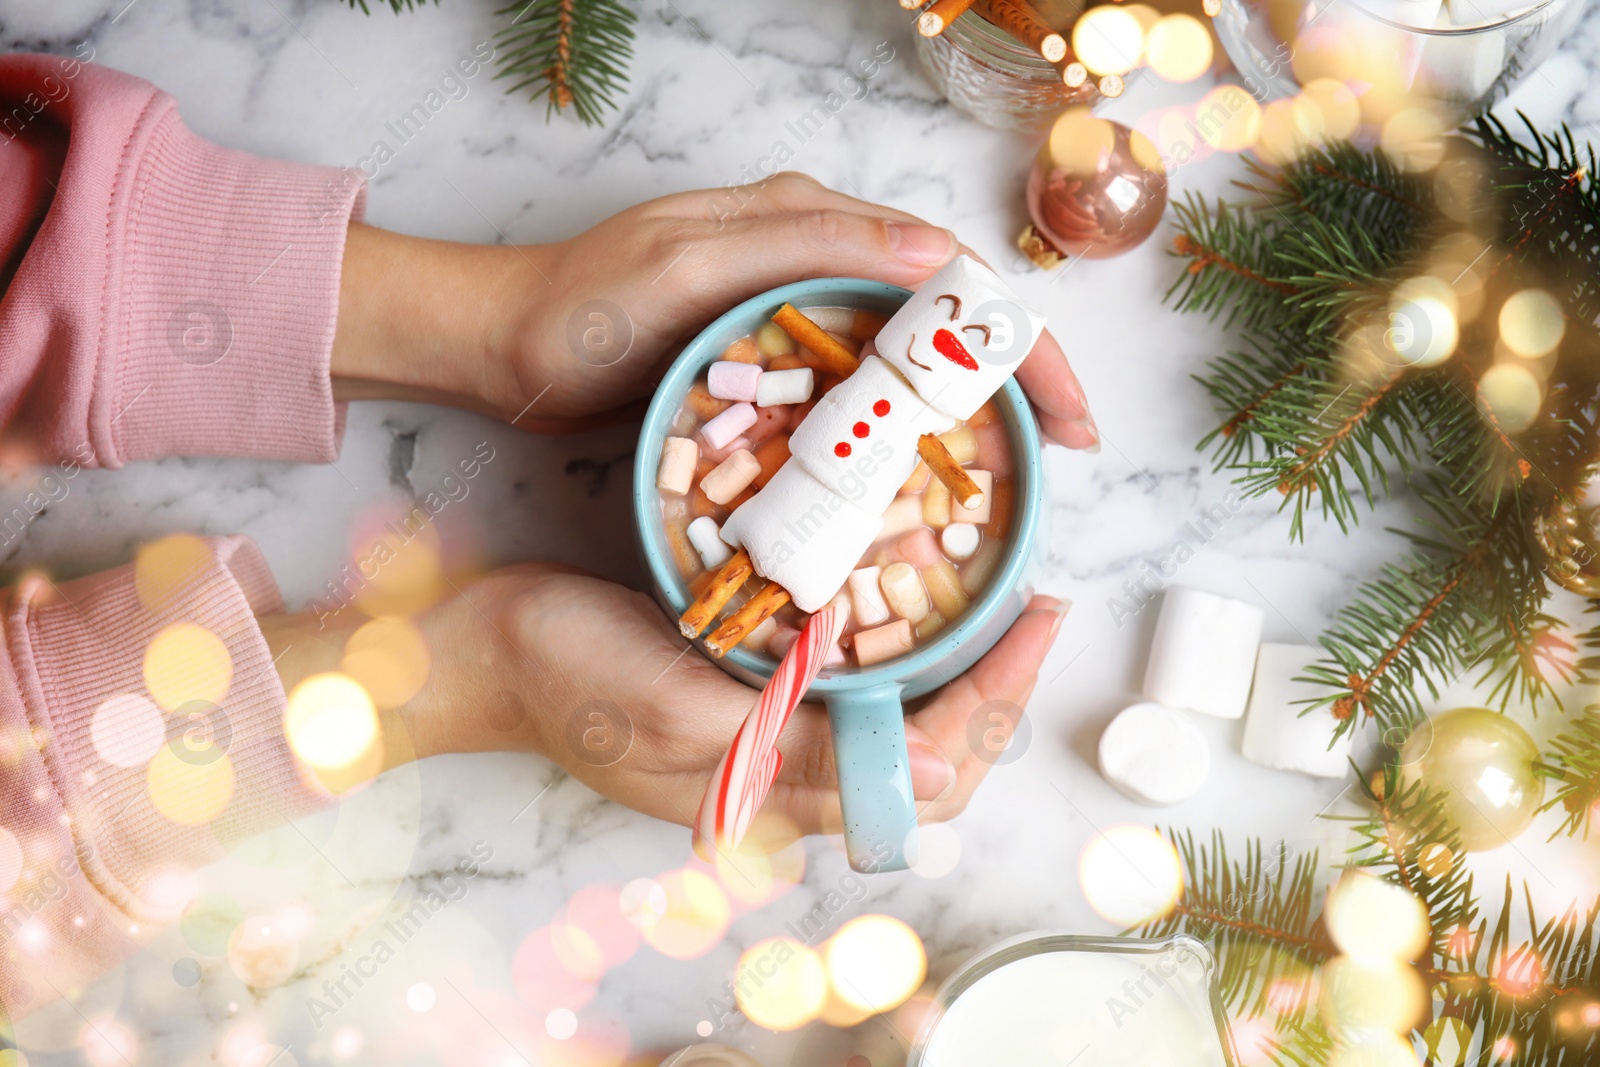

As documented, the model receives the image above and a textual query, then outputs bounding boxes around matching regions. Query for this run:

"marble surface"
[4,1,1600,1064]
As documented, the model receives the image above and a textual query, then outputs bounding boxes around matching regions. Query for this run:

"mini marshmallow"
[847,567,892,627]
[1418,7,1506,103]
[789,355,954,514]
[756,367,814,407]
[880,562,931,623]
[897,528,944,570]
[708,361,763,402]
[768,623,802,659]
[854,619,915,667]
[701,449,760,505]
[941,523,981,560]
[950,470,994,524]
[802,307,857,334]
[939,427,978,464]
[718,460,883,612]
[879,496,925,542]
[657,436,698,496]
[1098,702,1211,805]
[874,255,1047,421]
[1242,643,1354,779]
[1142,586,1264,719]
[687,516,733,570]
[701,402,758,450]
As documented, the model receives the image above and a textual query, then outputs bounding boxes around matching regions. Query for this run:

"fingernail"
[888,223,957,268]
[1049,602,1070,640]
[1077,418,1101,453]
[908,741,957,802]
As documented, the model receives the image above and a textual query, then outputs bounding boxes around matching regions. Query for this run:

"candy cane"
[694,605,846,854]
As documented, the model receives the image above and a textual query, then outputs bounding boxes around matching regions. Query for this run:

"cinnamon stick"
[977,0,1067,62]
[918,433,985,511]
[772,304,861,378]
[918,0,981,36]
[680,549,753,639]
[705,582,792,657]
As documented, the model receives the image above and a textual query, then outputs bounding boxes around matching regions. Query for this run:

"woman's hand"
[330,173,1098,449]
[264,565,1067,835]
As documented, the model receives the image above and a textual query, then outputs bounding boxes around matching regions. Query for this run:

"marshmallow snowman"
[719,255,1044,612]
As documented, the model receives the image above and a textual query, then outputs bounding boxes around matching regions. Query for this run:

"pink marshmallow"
[768,624,802,659]
[707,361,763,402]
[974,423,1014,478]
[743,405,789,448]
[701,402,758,450]
[896,528,944,569]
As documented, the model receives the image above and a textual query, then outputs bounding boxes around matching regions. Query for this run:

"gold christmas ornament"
[1398,707,1545,851]
[1534,495,1600,596]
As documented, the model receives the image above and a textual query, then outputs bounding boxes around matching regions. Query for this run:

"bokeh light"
[1145,14,1211,82]
[406,982,436,1012]
[183,892,244,955]
[1477,363,1543,433]
[619,877,668,929]
[1325,871,1429,962]
[143,622,232,711]
[734,937,828,1031]
[514,925,602,1012]
[347,519,447,619]
[340,617,430,709]
[330,1028,363,1061]
[1046,108,1116,178]
[911,822,961,879]
[91,693,166,768]
[714,812,805,907]
[134,533,214,612]
[545,1008,578,1040]
[1381,108,1448,172]
[1072,6,1144,76]
[1320,957,1426,1040]
[1328,1033,1424,1067]
[563,884,640,967]
[147,744,234,824]
[1386,276,1459,367]
[286,673,379,770]
[1196,86,1262,153]
[1299,78,1360,142]
[80,1016,137,1067]
[639,869,731,960]
[1078,824,1183,925]
[823,915,926,1014]
[1498,288,1565,358]
[227,915,299,988]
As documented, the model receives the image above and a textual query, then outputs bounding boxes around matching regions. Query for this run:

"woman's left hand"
[330,172,1098,450]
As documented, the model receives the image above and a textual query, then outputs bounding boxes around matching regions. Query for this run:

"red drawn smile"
[932,328,980,371]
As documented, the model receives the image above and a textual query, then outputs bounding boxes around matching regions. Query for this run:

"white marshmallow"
[718,461,883,612]
[1242,643,1354,779]
[1418,7,1505,104]
[874,255,1047,421]
[687,516,733,570]
[1142,586,1264,719]
[847,567,892,627]
[880,562,931,623]
[1098,702,1210,806]
[950,470,994,524]
[700,449,760,505]
[801,307,856,334]
[1443,0,1536,19]
[749,615,779,654]
[756,367,814,407]
[707,361,763,402]
[789,355,954,515]
[878,496,925,542]
[941,523,981,560]
[657,436,697,496]
[701,402,757,450]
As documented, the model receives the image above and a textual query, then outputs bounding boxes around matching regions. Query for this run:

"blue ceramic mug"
[632,278,1045,872]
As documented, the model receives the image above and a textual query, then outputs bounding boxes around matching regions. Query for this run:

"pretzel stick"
[899,0,926,9]
[918,433,985,511]
[977,0,1066,61]
[705,582,792,657]
[918,0,980,35]
[772,304,861,378]
[679,549,753,639]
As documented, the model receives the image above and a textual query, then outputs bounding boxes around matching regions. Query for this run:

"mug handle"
[825,682,919,873]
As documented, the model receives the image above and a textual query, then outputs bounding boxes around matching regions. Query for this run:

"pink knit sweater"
[0,54,361,1016]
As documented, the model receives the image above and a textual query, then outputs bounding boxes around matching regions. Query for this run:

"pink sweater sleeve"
[1,535,331,1018]
[0,51,365,466]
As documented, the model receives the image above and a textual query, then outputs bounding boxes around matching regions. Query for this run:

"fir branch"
[1238,144,1431,237]
[1536,708,1600,839]
[1165,195,1301,335]
[493,0,637,126]
[1137,830,1332,1023]
[345,0,436,11]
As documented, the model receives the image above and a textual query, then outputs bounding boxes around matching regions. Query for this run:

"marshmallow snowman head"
[874,255,1048,421]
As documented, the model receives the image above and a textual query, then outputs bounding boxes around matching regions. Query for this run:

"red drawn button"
[873,399,891,417]
[835,442,852,457]
[853,421,870,438]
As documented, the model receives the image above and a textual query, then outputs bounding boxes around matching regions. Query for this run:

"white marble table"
[5,2,1600,1064]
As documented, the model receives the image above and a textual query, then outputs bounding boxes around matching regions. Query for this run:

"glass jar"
[1212,0,1585,124]
[907,932,1236,1065]
[913,12,1096,134]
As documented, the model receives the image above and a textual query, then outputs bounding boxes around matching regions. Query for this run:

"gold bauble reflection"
[1534,496,1600,595]
[1398,707,1544,851]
